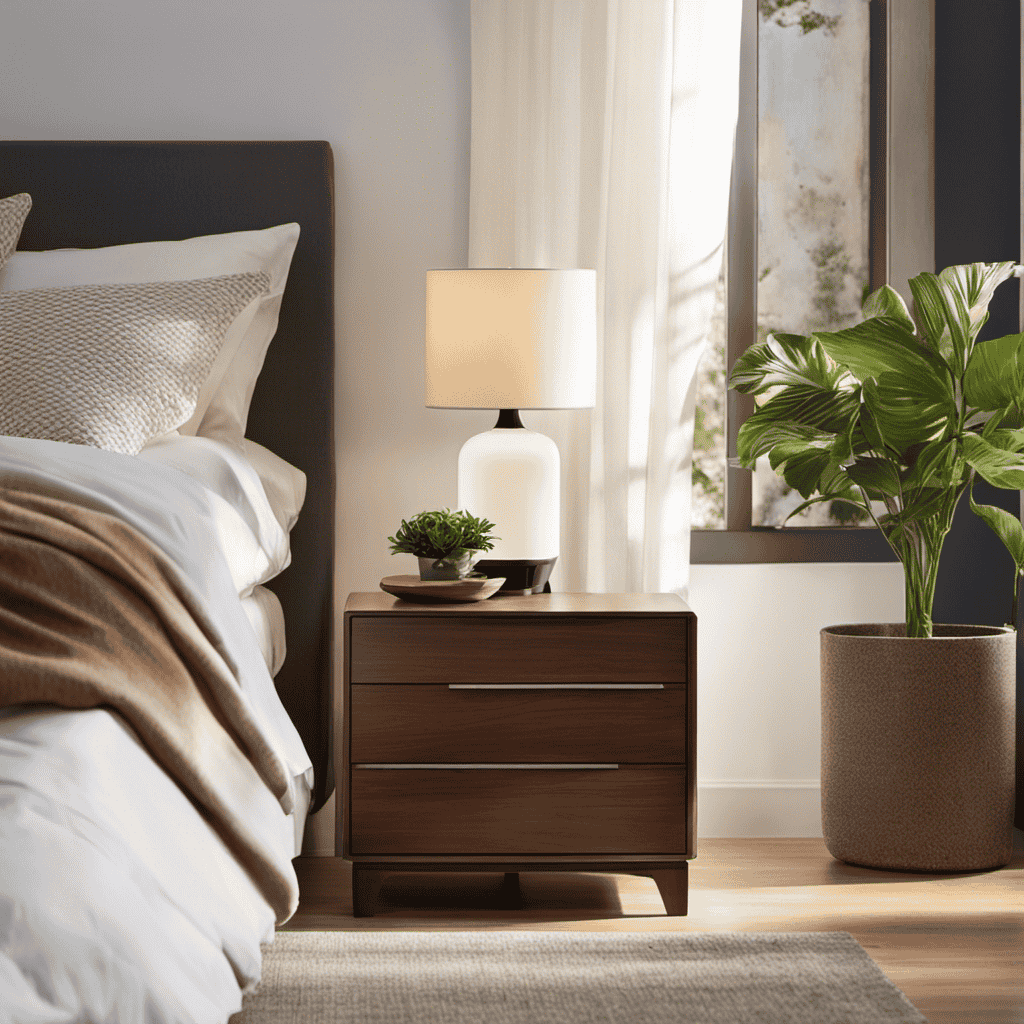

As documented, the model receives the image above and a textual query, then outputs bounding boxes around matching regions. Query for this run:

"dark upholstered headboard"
[0,141,335,814]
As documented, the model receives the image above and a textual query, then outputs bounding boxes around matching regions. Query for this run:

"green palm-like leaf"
[881,481,953,541]
[814,316,952,389]
[901,438,961,494]
[753,384,861,435]
[816,458,856,499]
[762,428,857,503]
[845,457,902,499]
[977,405,1024,432]
[979,408,1010,436]
[998,406,1024,429]
[768,444,838,500]
[851,409,890,457]
[933,272,973,372]
[970,484,1024,574]
[736,417,834,469]
[985,426,1024,452]
[946,281,974,373]
[861,372,956,454]
[963,332,1024,411]
[783,491,869,524]
[910,264,1021,372]
[861,284,915,332]
[939,262,1020,340]
[962,432,1024,489]
[890,441,964,537]
[737,416,853,501]
[908,272,952,361]
[728,333,849,395]
[903,489,953,524]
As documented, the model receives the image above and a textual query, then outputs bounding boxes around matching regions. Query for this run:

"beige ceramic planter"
[821,623,1016,872]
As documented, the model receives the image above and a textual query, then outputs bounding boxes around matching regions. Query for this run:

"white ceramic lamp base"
[457,412,559,594]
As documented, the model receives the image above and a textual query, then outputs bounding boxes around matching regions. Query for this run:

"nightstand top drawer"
[348,615,687,684]
[344,592,693,616]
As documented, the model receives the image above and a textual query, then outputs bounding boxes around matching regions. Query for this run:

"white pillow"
[238,438,307,533]
[0,222,300,441]
[137,433,292,597]
[0,193,31,270]
[0,273,268,455]
[141,432,306,537]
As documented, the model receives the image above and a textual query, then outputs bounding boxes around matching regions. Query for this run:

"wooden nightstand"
[340,592,696,916]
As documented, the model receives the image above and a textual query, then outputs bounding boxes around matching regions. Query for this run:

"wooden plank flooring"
[287,833,1024,1023]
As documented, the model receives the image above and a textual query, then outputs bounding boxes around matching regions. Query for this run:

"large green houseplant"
[729,261,1022,872]
[729,261,1024,638]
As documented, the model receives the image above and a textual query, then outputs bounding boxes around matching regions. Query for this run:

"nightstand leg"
[498,871,523,908]
[352,868,385,917]
[649,866,688,916]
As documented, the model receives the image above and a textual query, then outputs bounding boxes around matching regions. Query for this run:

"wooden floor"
[288,833,1024,1023]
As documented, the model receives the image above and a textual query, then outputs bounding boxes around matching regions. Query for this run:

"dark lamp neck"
[494,408,524,429]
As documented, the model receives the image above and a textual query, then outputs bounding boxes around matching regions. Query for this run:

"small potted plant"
[728,261,1023,872]
[388,508,499,580]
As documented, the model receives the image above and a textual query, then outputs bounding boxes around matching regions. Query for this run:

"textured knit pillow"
[0,222,299,441]
[0,271,269,455]
[0,194,31,271]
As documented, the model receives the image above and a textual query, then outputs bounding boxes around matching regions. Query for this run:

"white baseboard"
[697,780,823,838]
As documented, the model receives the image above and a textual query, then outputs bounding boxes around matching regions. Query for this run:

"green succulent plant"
[387,508,498,561]
[729,261,1024,638]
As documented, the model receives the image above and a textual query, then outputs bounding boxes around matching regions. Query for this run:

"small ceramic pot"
[417,551,479,581]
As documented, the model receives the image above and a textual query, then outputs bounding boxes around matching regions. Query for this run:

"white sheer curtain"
[468,0,741,597]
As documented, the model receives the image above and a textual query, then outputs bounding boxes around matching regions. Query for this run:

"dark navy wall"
[930,0,1021,828]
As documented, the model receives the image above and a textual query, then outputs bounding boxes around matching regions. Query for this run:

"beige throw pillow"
[0,272,269,455]
[0,222,299,441]
[0,194,31,270]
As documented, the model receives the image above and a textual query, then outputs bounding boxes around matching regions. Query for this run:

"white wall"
[690,561,903,837]
[0,0,907,852]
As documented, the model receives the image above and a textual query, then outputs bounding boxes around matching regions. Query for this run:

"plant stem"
[902,485,967,638]
[901,527,933,638]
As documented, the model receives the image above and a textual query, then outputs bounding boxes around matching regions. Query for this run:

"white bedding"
[241,585,288,679]
[0,435,313,1024]
[137,434,298,599]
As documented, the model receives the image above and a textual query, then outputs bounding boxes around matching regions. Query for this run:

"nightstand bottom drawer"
[349,766,687,855]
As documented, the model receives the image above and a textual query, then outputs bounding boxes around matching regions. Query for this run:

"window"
[691,0,934,563]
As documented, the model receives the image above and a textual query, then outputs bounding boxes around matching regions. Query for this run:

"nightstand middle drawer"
[350,683,687,763]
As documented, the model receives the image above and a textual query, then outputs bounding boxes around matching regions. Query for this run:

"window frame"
[691,0,935,564]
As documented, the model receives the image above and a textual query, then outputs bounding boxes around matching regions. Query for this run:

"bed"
[0,141,335,1023]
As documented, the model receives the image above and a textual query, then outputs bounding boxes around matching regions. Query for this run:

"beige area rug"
[233,930,926,1024]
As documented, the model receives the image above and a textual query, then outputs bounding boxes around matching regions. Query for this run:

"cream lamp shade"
[424,268,597,595]
[425,269,597,409]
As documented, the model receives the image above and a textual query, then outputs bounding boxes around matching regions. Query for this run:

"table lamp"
[425,268,597,594]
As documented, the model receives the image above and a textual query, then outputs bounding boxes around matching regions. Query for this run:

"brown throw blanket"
[0,485,296,922]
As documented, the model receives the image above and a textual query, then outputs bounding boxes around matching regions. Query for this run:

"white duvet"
[0,435,313,1024]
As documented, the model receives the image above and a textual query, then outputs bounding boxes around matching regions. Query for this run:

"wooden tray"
[379,575,505,604]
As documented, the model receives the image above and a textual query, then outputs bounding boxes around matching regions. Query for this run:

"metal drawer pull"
[354,763,620,770]
[446,683,665,690]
